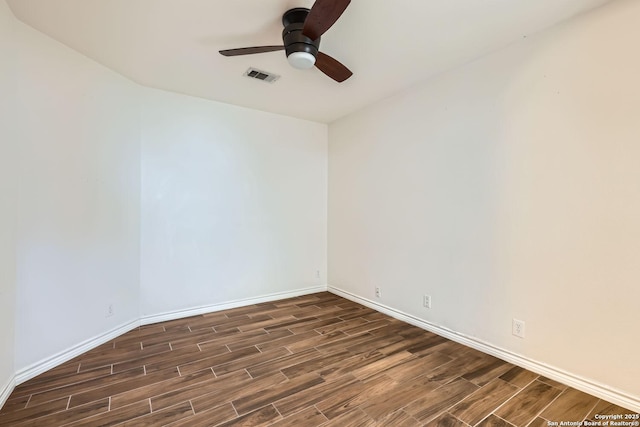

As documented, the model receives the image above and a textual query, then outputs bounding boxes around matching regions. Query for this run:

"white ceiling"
[7,0,613,123]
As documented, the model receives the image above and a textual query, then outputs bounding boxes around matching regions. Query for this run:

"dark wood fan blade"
[219,46,285,56]
[302,0,351,40]
[315,51,353,82]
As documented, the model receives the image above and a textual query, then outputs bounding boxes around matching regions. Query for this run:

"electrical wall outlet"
[375,287,381,298]
[512,318,525,338]
[106,303,114,318]
[423,295,432,309]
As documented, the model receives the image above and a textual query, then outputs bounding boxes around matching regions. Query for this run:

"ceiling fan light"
[287,51,316,69]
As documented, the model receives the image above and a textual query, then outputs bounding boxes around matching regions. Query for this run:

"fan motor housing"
[282,8,320,59]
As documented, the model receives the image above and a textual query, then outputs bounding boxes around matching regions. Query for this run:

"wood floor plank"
[285,330,348,353]
[336,307,378,321]
[1,292,626,426]
[64,400,151,427]
[138,346,216,375]
[361,311,388,322]
[461,356,514,387]
[111,343,203,374]
[273,374,356,417]
[255,330,321,352]
[314,332,377,355]
[528,417,550,427]
[316,351,386,380]
[26,366,146,407]
[232,373,325,415]
[350,350,415,380]
[151,370,252,412]
[237,315,298,332]
[218,404,281,426]
[164,329,231,350]
[280,350,351,379]
[178,345,260,376]
[342,319,392,336]
[312,318,368,335]
[537,376,569,391]
[499,366,539,388]
[164,402,237,427]
[424,412,470,427]
[494,380,563,427]
[377,332,441,356]
[224,329,293,352]
[109,368,214,410]
[212,346,291,377]
[425,353,494,385]
[119,401,194,426]
[292,296,336,308]
[287,317,343,335]
[217,303,278,318]
[404,377,480,423]
[268,406,328,427]
[79,343,172,372]
[0,397,69,425]
[212,314,274,333]
[176,317,227,332]
[190,372,288,414]
[477,414,517,427]
[343,330,406,355]
[360,374,441,420]
[13,361,80,389]
[11,365,112,398]
[246,348,321,378]
[321,407,375,427]
[312,296,350,308]
[403,333,450,355]
[377,410,422,427]
[541,387,600,422]
[69,367,180,408]
[430,341,480,358]
[111,325,166,341]
[247,316,318,332]
[125,327,213,349]
[197,329,265,351]
[383,351,453,383]
[316,374,395,420]
[15,398,109,427]
[449,378,519,425]
[0,395,29,415]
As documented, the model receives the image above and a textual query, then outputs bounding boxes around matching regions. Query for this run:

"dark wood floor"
[0,292,634,426]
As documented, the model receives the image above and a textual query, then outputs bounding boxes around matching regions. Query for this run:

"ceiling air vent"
[244,67,280,83]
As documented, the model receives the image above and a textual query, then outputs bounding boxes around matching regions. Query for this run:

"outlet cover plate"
[423,295,432,309]
[512,318,525,338]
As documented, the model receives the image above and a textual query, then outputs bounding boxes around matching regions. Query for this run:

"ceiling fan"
[219,0,353,83]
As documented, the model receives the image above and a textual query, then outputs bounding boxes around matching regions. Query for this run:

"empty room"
[0,0,638,425]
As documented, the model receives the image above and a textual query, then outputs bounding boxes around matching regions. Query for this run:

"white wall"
[5,0,636,413]
[0,0,18,403]
[140,89,327,317]
[1,0,328,387]
[12,17,141,371]
[329,0,640,404]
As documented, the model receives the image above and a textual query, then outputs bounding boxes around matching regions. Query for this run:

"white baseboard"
[140,286,328,326]
[0,374,16,410]
[328,285,640,413]
[14,319,140,386]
